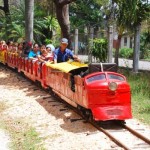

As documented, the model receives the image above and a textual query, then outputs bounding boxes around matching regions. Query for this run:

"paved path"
[78,55,150,71]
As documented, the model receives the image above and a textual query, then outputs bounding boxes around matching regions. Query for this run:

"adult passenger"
[28,43,40,60]
[54,38,80,63]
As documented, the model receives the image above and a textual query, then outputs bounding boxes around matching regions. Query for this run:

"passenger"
[17,43,23,56]
[54,38,80,63]
[22,41,32,57]
[38,46,53,63]
[2,44,8,51]
[11,42,18,53]
[28,43,40,60]
[7,41,13,52]
[46,44,55,55]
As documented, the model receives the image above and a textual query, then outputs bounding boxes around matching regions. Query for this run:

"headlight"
[108,82,118,91]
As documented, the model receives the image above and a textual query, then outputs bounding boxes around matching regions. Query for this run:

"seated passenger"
[22,41,32,57]
[28,43,40,60]
[46,44,55,55]
[54,38,80,63]
[7,41,13,52]
[11,42,18,53]
[17,42,23,57]
[38,45,53,63]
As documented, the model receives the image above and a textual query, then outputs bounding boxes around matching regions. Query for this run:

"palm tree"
[114,0,150,72]
[125,0,150,72]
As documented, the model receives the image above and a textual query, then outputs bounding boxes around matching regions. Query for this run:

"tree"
[0,0,11,40]
[122,0,150,72]
[113,0,150,72]
[0,0,9,16]
[25,0,34,42]
[53,0,76,48]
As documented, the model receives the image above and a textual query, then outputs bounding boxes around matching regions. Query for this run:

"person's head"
[46,44,55,54]
[18,43,23,50]
[33,43,39,52]
[41,49,48,57]
[2,44,8,50]
[40,44,46,54]
[23,41,32,50]
[12,42,18,52]
[60,38,68,51]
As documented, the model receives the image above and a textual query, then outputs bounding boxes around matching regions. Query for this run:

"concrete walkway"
[78,55,150,71]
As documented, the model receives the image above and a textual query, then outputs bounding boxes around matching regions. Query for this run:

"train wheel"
[85,110,93,122]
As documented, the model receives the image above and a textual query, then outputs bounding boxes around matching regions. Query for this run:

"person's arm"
[38,56,45,63]
[68,49,80,62]
[73,55,80,62]
[53,51,57,63]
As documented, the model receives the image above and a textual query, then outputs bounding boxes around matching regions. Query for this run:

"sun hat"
[61,38,68,44]
[46,44,55,52]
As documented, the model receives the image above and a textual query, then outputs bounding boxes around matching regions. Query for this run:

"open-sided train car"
[0,51,132,121]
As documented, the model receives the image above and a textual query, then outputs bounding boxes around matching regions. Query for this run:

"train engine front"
[83,63,132,121]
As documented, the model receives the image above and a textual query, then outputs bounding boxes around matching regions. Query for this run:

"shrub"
[119,48,133,59]
[91,38,108,62]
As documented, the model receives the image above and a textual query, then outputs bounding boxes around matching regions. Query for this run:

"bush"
[91,38,108,62]
[119,48,133,59]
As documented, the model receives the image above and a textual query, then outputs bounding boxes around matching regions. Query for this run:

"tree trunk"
[133,24,141,73]
[25,0,34,42]
[55,4,71,47]
[0,0,9,15]
[53,0,76,49]
[114,35,122,66]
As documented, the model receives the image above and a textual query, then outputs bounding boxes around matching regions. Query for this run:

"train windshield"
[108,74,125,81]
[87,74,106,83]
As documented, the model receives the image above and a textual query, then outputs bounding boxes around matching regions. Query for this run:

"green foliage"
[140,31,150,59]
[115,0,150,31]
[70,0,104,31]
[0,0,60,43]
[91,38,108,62]
[119,48,133,59]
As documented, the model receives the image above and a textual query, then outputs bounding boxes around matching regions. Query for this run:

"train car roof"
[46,61,88,73]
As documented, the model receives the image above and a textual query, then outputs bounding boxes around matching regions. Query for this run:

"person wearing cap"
[54,38,80,63]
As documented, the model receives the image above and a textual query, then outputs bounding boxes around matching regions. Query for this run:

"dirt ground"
[0,65,150,150]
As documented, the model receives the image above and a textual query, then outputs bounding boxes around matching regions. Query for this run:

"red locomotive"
[0,51,132,121]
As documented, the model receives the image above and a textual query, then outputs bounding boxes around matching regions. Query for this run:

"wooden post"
[74,29,78,55]
[108,26,113,63]
[133,25,140,73]
[88,27,94,63]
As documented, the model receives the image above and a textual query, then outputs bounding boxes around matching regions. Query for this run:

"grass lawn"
[121,69,150,125]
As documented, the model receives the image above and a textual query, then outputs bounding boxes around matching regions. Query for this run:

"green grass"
[121,69,150,125]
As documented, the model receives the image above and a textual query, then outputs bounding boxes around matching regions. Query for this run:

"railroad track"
[89,121,150,150]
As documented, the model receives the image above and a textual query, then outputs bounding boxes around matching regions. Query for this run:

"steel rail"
[90,122,130,150]
[122,124,150,145]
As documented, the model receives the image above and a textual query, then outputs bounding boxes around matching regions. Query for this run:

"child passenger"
[38,45,53,63]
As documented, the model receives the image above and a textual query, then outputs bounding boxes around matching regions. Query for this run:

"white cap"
[46,44,55,52]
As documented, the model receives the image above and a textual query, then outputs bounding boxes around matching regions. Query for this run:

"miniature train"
[0,50,132,121]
